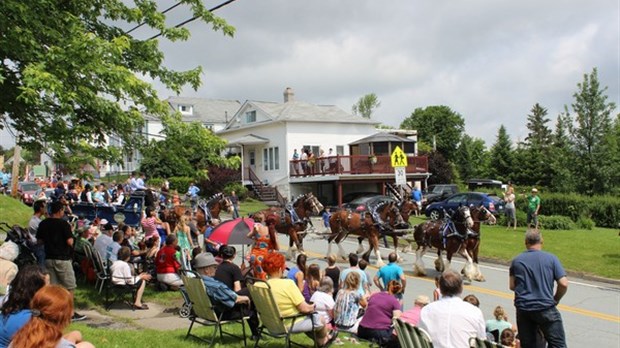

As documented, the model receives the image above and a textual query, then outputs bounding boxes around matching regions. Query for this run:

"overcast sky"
[2,0,618,149]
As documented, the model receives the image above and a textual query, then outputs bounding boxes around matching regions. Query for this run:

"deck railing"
[289,155,428,177]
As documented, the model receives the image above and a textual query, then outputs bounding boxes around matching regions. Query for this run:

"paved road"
[275,224,620,348]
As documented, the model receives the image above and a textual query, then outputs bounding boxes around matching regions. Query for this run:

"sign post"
[391,146,408,199]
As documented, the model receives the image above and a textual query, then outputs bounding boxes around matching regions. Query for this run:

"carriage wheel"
[429,210,441,221]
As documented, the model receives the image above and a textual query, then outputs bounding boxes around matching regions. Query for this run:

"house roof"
[250,100,378,124]
[166,96,241,123]
[349,132,416,145]
[227,134,270,146]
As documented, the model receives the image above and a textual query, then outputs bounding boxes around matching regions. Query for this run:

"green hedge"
[168,177,194,195]
[223,183,249,200]
[147,178,165,189]
[515,192,619,228]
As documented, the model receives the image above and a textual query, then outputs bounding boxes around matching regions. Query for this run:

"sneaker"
[72,312,87,322]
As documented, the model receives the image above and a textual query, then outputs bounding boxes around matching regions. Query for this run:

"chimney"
[283,87,295,103]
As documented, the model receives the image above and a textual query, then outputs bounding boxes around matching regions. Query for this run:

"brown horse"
[256,193,324,260]
[398,199,419,223]
[204,193,233,220]
[327,201,408,266]
[411,206,474,278]
[460,205,496,281]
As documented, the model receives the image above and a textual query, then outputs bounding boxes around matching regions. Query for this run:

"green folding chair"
[469,336,504,348]
[181,270,248,347]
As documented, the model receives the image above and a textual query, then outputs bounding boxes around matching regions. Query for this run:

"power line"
[147,0,239,40]
[125,2,184,35]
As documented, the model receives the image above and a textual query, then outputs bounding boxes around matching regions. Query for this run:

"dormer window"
[245,110,256,123]
[178,104,193,115]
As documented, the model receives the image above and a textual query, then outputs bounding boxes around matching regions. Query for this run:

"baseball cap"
[99,219,109,225]
[193,253,218,269]
[531,188,538,193]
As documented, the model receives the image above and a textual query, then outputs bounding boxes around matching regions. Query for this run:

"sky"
[1,0,619,149]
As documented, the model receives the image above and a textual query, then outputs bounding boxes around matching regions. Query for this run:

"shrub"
[538,215,573,230]
[223,183,248,200]
[147,178,165,189]
[514,192,620,228]
[576,216,595,230]
[496,210,527,228]
[168,177,194,195]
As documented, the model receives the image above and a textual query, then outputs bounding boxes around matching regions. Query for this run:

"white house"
[217,87,424,203]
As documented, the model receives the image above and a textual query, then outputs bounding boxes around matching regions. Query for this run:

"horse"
[411,205,474,278]
[327,201,408,266]
[204,193,233,220]
[398,198,419,223]
[461,205,496,281]
[255,192,324,260]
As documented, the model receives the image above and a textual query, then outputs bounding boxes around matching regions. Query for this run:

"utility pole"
[10,144,20,198]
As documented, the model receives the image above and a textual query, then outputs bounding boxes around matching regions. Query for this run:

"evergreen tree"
[488,125,513,182]
[569,68,617,195]
[426,151,455,185]
[549,111,576,192]
[519,103,553,187]
[454,135,488,181]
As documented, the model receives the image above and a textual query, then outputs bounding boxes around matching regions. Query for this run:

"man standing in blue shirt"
[187,182,200,210]
[510,230,568,348]
[411,186,422,216]
[374,252,407,305]
[193,253,259,338]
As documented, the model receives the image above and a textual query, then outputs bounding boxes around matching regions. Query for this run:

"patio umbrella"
[208,217,255,245]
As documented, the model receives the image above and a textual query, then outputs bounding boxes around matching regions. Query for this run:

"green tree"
[569,68,617,195]
[518,103,553,187]
[0,0,234,168]
[454,135,488,181]
[549,110,576,192]
[400,106,465,161]
[352,93,381,119]
[488,125,513,182]
[139,116,240,179]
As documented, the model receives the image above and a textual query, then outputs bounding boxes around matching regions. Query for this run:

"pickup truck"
[422,184,458,211]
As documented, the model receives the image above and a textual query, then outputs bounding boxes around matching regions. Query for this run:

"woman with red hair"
[247,212,279,280]
[9,285,93,348]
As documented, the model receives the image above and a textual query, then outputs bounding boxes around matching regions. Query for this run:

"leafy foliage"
[454,134,488,181]
[400,105,465,161]
[139,116,240,179]
[0,0,235,168]
[352,93,381,119]
[199,166,241,197]
[538,215,574,230]
[426,151,454,184]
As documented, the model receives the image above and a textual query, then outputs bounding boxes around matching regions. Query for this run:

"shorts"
[157,273,183,287]
[505,206,516,219]
[45,259,77,290]
[290,312,324,333]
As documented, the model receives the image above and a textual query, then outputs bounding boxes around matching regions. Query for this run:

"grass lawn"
[0,195,32,227]
[406,215,620,279]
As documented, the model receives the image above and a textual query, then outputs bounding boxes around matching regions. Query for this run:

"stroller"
[0,222,38,268]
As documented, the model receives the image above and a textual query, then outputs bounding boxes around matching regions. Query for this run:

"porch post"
[337,181,343,207]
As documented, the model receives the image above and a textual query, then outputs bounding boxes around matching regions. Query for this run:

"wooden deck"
[289,154,428,177]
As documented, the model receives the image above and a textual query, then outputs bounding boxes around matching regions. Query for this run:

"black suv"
[422,184,458,211]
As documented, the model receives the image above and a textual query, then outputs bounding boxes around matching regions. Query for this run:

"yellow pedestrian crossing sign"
[391,146,408,167]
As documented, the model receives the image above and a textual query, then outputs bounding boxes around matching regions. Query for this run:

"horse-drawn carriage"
[71,192,146,227]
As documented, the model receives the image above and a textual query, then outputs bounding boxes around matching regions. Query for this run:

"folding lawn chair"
[246,277,317,348]
[469,336,504,348]
[180,269,249,347]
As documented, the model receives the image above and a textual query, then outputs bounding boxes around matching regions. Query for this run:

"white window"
[336,145,344,155]
[178,105,193,115]
[263,146,280,171]
[245,110,256,123]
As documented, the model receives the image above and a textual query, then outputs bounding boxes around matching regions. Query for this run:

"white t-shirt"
[311,290,335,324]
[419,296,486,348]
[505,193,515,209]
[110,260,139,285]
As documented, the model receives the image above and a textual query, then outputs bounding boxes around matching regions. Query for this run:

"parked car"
[17,182,41,206]
[422,184,459,211]
[342,194,398,212]
[424,192,504,220]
